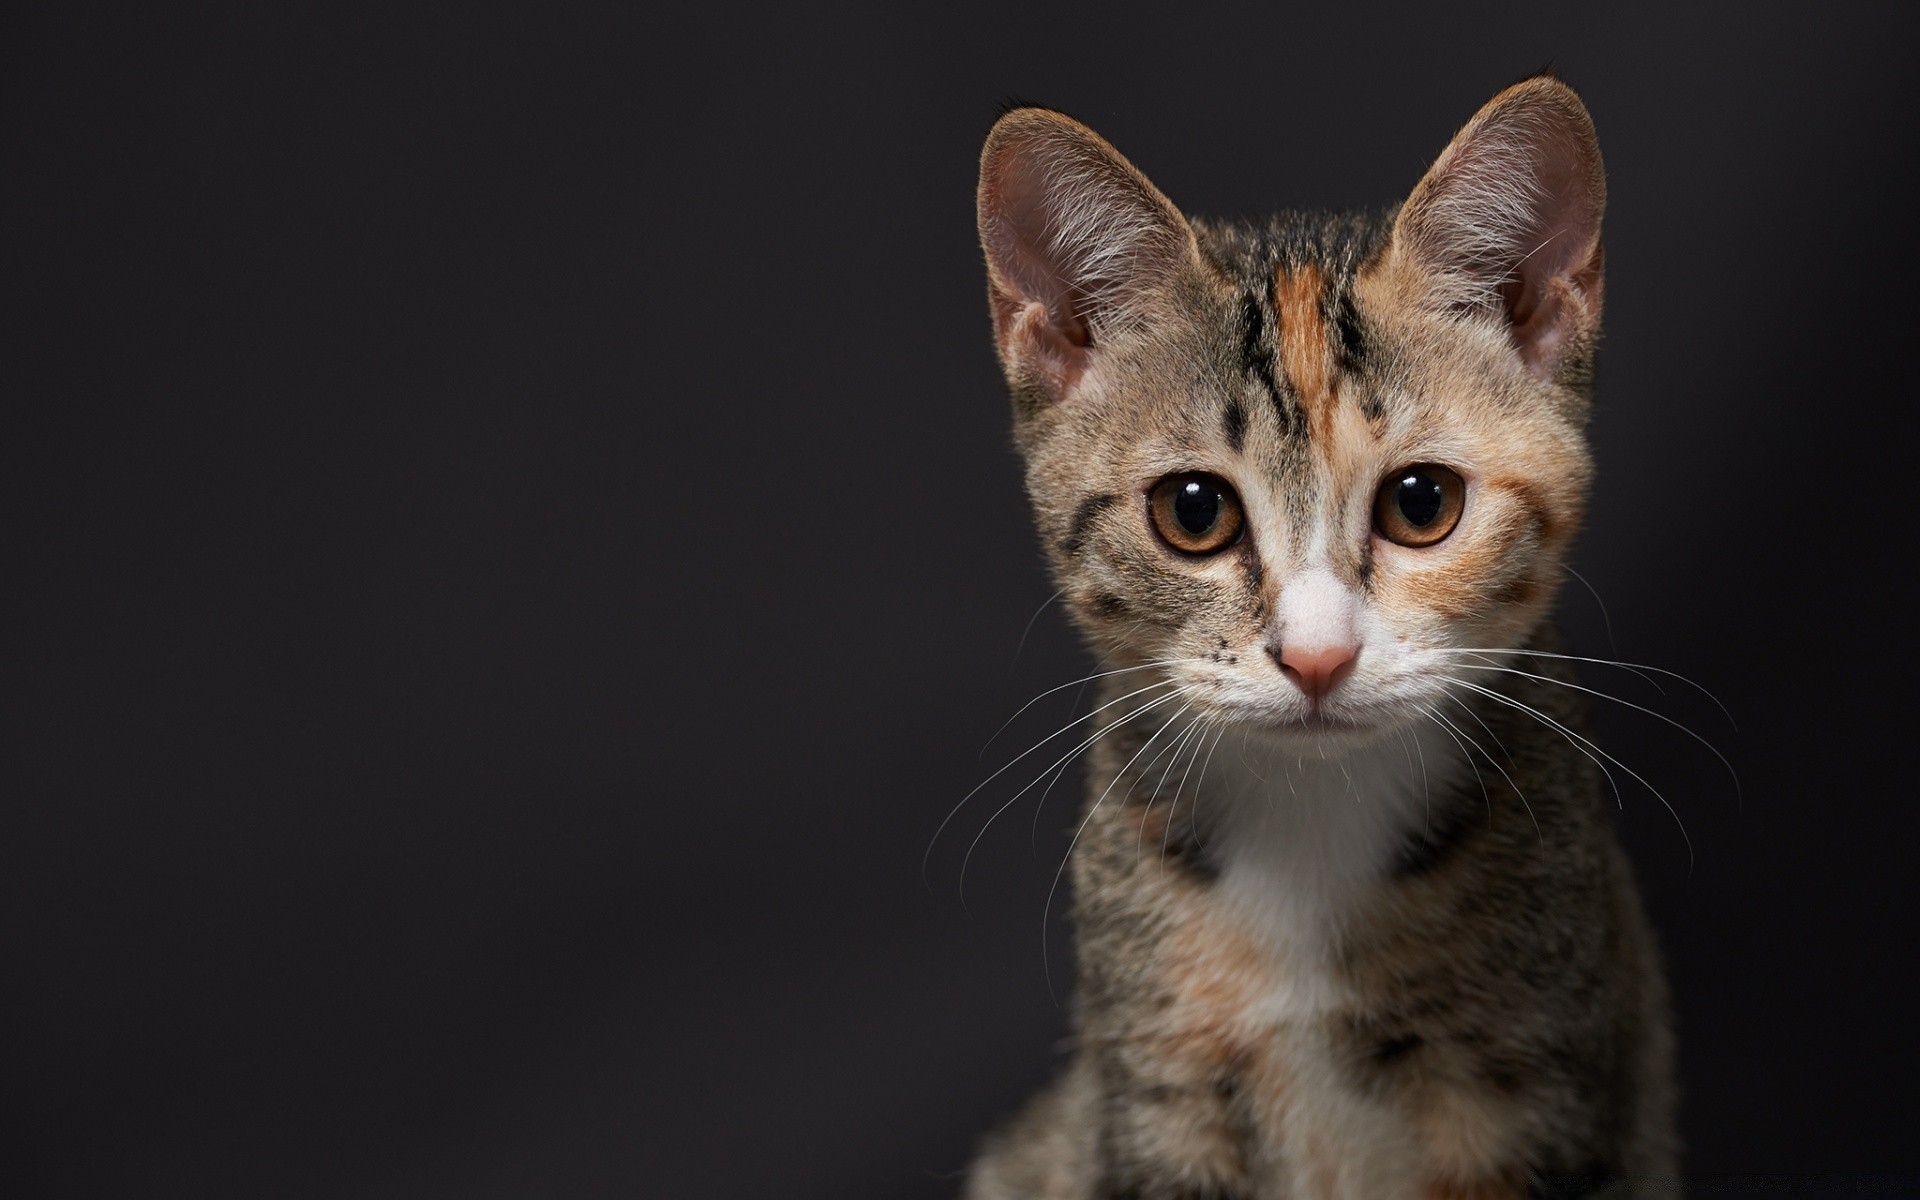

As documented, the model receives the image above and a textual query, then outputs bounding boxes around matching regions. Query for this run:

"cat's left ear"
[977,108,1200,402]
[1389,76,1606,380]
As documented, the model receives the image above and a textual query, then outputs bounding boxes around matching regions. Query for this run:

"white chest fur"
[1209,724,1465,982]
[1199,727,1472,1195]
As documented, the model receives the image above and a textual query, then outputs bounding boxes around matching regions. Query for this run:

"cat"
[961,75,1678,1198]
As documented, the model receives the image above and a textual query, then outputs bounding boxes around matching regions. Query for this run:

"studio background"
[5,2,1914,1196]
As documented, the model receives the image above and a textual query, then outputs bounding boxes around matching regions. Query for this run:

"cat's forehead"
[1132,209,1538,472]
[1196,209,1390,286]
[1196,209,1392,434]
[1124,210,1414,483]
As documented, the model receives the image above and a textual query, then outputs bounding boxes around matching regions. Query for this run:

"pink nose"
[1272,644,1359,701]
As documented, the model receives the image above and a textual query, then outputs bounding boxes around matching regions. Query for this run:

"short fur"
[964,77,1676,1198]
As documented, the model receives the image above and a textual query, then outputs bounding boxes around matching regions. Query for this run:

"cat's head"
[976,77,1603,751]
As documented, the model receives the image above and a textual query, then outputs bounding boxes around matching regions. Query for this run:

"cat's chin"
[1238,710,1402,755]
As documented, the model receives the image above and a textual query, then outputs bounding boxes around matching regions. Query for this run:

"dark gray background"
[5,2,1915,1196]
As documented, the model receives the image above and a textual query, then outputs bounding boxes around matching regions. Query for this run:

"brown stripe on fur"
[1274,263,1335,446]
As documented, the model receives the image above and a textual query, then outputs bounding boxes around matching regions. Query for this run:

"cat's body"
[964,78,1677,1197]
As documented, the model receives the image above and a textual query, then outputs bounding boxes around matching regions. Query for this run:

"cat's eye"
[1148,473,1244,555]
[1373,464,1465,547]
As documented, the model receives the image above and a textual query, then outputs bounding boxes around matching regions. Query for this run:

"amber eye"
[1148,473,1244,555]
[1373,464,1466,547]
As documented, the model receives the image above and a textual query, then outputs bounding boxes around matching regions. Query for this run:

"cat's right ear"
[1386,76,1606,382]
[977,108,1197,403]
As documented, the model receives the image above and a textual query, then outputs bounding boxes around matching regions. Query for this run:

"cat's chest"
[1135,738,1520,1193]
[1204,735,1448,977]
[1159,744,1431,1060]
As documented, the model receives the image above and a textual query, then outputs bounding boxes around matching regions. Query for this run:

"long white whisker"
[1561,565,1620,660]
[1445,676,1694,873]
[979,657,1195,759]
[1416,702,1492,826]
[1171,718,1214,814]
[955,689,1182,903]
[1401,723,1432,837]
[1167,723,1226,867]
[1029,731,1088,854]
[1009,587,1065,668]
[1446,661,1740,803]
[1135,714,1205,862]
[1439,676,1622,811]
[1431,697,1542,849]
[925,677,1179,886]
[1043,703,1190,1005]
[1431,647,1735,729]
[1141,712,1206,801]
[1159,717,1216,864]
[1025,672,1201,853]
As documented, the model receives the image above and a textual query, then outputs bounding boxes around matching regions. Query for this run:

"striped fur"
[965,77,1676,1198]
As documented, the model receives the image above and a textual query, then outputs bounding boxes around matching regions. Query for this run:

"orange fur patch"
[1160,915,1266,1070]
[1274,264,1335,442]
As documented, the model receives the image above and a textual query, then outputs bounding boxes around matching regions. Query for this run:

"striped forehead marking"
[1275,262,1336,448]
[1238,288,1300,441]
[1226,265,1384,458]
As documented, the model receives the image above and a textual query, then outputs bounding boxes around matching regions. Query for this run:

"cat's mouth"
[1235,699,1426,750]
[1273,711,1372,733]
[1251,708,1386,740]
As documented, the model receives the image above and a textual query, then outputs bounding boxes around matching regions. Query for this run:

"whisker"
[1561,565,1620,660]
[1430,698,1542,849]
[1168,724,1227,868]
[1415,701,1493,827]
[954,689,1183,905]
[1135,714,1206,863]
[1163,717,1216,861]
[1446,661,1740,804]
[1444,676,1694,873]
[1236,725,1269,782]
[1431,647,1735,729]
[979,657,1195,759]
[1439,676,1623,812]
[1044,703,1191,1005]
[1142,711,1208,801]
[1394,724,1432,838]
[925,677,1179,888]
[1028,732,1085,855]
[1009,587,1065,668]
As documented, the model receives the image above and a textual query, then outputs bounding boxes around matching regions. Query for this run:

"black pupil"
[1395,473,1444,527]
[1173,481,1220,535]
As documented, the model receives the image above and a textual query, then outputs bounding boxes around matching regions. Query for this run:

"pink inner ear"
[1398,80,1606,380]
[976,110,1193,400]
[984,170,1092,346]
[983,163,1093,394]
[996,299,1088,396]
[1506,131,1604,373]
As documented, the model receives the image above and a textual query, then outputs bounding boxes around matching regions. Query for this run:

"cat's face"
[978,78,1604,751]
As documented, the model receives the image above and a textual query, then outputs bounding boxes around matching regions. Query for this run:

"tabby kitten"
[962,77,1677,1198]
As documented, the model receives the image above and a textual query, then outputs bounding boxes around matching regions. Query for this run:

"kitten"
[963,76,1677,1198]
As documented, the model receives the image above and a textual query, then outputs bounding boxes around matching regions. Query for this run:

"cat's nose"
[1270,643,1359,702]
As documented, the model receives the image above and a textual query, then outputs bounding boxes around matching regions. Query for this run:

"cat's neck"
[1196,721,1471,966]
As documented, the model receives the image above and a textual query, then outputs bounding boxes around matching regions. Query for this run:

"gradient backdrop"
[5,2,1916,1196]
